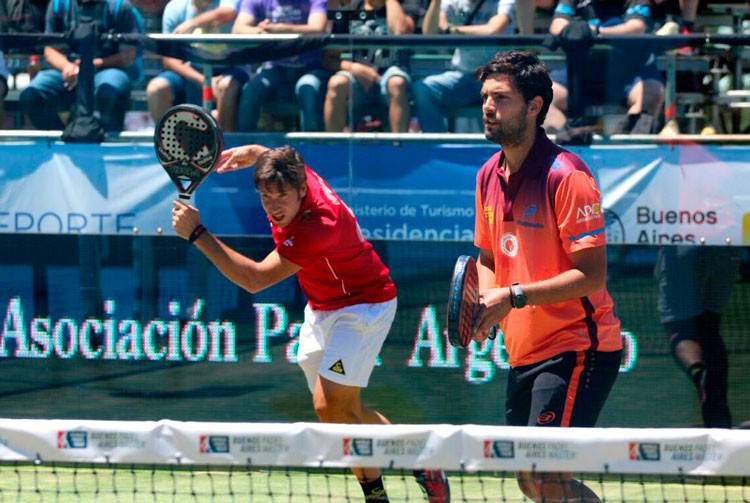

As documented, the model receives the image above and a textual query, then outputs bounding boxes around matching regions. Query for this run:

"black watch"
[509,282,527,309]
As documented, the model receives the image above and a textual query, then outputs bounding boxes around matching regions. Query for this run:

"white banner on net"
[0,419,748,476]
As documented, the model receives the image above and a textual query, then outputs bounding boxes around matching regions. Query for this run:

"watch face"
[512,284,526,308]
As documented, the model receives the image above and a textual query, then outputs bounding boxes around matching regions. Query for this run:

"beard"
[483,107,529,147]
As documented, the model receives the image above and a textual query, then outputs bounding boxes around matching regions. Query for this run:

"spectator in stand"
[0,52,8,128]
[19,0,143,133]
[543,0,665,136]
[0,0,47,129]
[145,0,246,131]
[130,0,171,15]
[514,0,556,34]
[653,0,701,135]
[412,0,516,132]
[172,0,236,32]
[233,0,329,132]
[323,0,416,133]
[652,0,698,34]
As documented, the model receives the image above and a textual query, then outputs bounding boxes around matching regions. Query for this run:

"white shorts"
[296,298,397,392]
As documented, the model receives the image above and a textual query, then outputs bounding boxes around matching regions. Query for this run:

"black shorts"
[505,350,622,427]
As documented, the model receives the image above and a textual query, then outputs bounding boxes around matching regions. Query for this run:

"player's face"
[258,181,307,228]
[480,73,532,147]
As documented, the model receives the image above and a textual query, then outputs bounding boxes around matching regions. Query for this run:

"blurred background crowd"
[0,0,748,139]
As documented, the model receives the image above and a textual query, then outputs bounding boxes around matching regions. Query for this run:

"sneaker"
[676,25,696,55]
[656,20,694,54]
[659,119,680,136]
[413,469,450,503]
[655,20,679,36]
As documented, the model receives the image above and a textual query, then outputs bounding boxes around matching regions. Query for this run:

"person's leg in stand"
[413,70,480,133]
[19,69,72,130]
[94,68,131,132]
[379,66,412,133]
[213,67,248,132]
[236,66,280,132]
[296,68,330,132]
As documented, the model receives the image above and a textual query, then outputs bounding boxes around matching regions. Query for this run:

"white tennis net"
[0,419,749,502]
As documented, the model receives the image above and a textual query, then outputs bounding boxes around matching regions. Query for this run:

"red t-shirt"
[474,131,622,367]
[272,166,397,311]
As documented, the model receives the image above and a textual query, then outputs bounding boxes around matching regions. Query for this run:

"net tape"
[1,420,749,502]
[1,420,748,477]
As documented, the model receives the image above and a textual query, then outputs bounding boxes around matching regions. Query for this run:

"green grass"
[0,465,747,502]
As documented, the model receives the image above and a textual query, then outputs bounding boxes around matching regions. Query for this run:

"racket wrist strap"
[189,224,207,243]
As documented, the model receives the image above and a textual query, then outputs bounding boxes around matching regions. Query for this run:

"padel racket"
[154,104,224,200]
[446,255,496,348]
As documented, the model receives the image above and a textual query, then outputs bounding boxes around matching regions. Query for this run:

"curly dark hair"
[474,50,553,127]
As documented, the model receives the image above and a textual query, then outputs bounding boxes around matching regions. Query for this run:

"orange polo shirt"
[474,130,622,367]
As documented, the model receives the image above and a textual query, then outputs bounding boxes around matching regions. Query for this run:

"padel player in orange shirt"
[471,50,623,503]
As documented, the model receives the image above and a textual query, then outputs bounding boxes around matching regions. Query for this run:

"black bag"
[557,17,597,54]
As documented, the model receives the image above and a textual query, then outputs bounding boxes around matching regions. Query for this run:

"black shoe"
[696,368,733,428]
[627,113,655,134]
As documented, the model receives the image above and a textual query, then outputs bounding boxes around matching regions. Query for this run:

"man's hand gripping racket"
[154,103,224,201]
[446,255,497,348]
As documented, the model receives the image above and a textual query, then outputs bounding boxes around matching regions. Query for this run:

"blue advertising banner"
[1,140,749,245]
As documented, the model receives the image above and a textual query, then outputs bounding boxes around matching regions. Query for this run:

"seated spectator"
[0,0,48,130]
[0,52,7,128]
[412,0,516,132]
[514,0,556,34]
[146,0,246,131]
[323,0,416,133]
[130,0,171,15]
[233,0,329,132]
[652,0,702,135]
[543,0,665,136]
[652,0,699,34]
[19,0,143,133]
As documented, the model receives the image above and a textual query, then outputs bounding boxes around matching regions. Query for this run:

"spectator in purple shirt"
[233,0,329,131]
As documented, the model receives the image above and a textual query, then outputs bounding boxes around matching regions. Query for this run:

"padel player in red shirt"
[471,51,623,503]
[171,144,449,503]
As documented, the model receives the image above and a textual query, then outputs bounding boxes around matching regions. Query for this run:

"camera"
[328,9,376,34]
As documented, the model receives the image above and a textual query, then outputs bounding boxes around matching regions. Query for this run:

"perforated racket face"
[154,104,224,199]
[446,255,479,348]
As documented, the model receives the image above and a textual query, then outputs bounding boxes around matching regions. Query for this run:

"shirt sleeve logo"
[483,205,495,225]
[576,203,602,223]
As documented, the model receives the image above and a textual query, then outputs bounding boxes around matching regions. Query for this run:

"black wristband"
[189,224,207,243]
